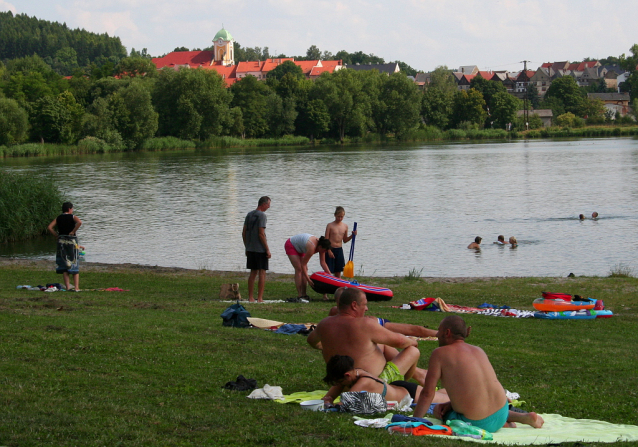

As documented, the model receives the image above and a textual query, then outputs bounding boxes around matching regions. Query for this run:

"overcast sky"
[4,0,637,73]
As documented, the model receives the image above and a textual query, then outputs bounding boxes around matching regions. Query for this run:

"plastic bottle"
[387,425,412,436]
[446,420,493,440]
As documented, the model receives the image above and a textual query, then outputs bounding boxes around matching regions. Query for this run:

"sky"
[4,0,638,73]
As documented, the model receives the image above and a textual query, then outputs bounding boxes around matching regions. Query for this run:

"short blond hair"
[334,206,345,216]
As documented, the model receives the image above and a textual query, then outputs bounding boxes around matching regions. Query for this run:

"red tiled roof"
[476,71,496,80]
[260,58,295,72]
[294,60,319,75]
[236,61,262,73]
[152,51,215,68]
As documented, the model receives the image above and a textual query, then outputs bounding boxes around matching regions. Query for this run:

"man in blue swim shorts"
[414,316,544,431]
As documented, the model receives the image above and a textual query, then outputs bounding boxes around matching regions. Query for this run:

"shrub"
[0,171,65,242]
[77,137,113,154]
[141,137,196,151]
[445,129,467,140]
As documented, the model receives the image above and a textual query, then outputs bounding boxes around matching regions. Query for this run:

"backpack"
[221,303,251,328]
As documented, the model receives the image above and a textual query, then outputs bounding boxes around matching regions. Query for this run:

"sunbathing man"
[321,354,449,408]
[308,287,420,387]
[414,316,543,431]
[325,354,542,428]
[328,287,438,339]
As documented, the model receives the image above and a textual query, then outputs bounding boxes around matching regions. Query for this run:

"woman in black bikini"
[321,355,449,407]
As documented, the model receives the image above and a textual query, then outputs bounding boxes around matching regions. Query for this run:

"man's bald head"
[337,287,365,311]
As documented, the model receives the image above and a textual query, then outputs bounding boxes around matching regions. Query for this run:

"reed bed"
[0,171,64,242]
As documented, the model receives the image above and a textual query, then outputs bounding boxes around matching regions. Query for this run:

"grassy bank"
[1,260,637,446]
[3,126,638,159]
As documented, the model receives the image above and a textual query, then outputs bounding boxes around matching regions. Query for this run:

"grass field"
[1,260,637,446]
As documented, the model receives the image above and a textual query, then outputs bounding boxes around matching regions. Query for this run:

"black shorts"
[390,380,419,399]
[326,246,345,273]
[246,251,268,270]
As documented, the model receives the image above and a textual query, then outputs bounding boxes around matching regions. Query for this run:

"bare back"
[313,315,408,377]
[432,341,506,420]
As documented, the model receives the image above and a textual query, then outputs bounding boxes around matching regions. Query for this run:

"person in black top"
[47,202,82,291]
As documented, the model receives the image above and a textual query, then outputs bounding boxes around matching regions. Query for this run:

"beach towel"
[424,414,638,444]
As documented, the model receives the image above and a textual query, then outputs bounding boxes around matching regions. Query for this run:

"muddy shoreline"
[0,257,546,283]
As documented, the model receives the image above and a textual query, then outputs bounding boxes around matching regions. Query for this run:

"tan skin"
[287,236,330,298]
[307,291,420,382]
[322,367,450,408]
[414,319,543,429]
[242,199,271,303]
[320,211,357,299]
[47,208,82,291]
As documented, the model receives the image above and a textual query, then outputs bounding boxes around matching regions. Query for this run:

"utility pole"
[520,60,530,128]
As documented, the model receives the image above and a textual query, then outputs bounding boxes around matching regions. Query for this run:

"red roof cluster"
[152,51,343,87]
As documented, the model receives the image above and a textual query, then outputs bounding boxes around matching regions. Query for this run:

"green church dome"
[214,28,233,42]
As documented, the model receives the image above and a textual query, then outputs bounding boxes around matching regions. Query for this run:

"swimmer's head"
[509,236,517,245]
[579,214,585,220]
[497,235,505,242]
[592,211,599,218]
[475,236,482,244]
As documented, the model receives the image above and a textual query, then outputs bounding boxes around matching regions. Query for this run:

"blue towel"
[274,324,307,335]
[391,414,433,425]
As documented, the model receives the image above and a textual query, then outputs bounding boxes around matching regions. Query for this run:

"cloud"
[0,0,17,13]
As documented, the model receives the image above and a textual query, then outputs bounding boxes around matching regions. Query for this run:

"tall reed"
[0,172,65,242]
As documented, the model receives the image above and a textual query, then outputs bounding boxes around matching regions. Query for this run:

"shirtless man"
[414,316,543,431]
[307,287,420,387]
[328,287,438,339]
[468,236,482,249]
[321,207,356,300]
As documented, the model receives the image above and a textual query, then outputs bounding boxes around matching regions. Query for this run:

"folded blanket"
[427,413,638,444]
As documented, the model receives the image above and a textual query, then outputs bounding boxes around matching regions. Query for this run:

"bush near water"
[0,172,64,242]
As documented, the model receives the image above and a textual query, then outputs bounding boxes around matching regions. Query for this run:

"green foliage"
[0,97,29,145]
[266,60,304,81]
[489,91,519,129]
[545,76,585,115]
[374,73,421,137]
[141,137,196,151]
[452,89,488,128]
[114,57,158,78]
[76,136,115,153]
[0,11,127,72]
[0,171,64,242]
[30,91,84,144]
[153,68,231,140]
[110,81,158,149]
[230,75,271,138]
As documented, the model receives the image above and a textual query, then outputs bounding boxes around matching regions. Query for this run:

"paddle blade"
[343,260,354,278]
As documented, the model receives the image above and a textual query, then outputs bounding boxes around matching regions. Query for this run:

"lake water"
[2,138,637,277]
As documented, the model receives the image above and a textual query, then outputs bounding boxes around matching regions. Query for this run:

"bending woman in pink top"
[284,233,332,300]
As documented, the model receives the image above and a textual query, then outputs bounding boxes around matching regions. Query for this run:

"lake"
[2,137,637,277]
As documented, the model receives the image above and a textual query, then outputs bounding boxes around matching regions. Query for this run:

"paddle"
[343,222,357,278]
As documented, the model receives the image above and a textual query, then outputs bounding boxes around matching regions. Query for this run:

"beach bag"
[221,303,251,328]
[410,298,440,311]
[340,391,387,414]
[219,283,241,300]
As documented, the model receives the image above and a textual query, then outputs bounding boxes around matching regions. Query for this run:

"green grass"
[1,262,637,446]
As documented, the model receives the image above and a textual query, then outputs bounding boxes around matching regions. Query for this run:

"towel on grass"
[247,384,284,400]
[276,390,340,404]
[424,414,638,444]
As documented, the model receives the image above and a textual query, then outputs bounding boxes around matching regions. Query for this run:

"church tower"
[212,27,234,66]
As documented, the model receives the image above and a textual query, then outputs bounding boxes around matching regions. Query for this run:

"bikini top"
[360,375,387,398]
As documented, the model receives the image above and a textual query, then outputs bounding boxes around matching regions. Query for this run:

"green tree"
[579,97,605,119]
[422,87,453,129]
[295,98,330,141]
[82,97,124,149]
[313,69,371,142]
[0,97,29,145]
[375,72,421,136]
[114,57,158,78]
[469,76,506,107]
[306,45,322,60]
[30,90,84,143]
[109,81,158,149]
[451,89,487,128]
[153,68,231,140]
[526,84,540,109]
[489,91,520,129]
[230,75,271,137]
[544,76,584,115]
[538,96,566,120]
[266,60,304,81]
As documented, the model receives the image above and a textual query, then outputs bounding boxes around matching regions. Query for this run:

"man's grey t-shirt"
[244,209,267,253]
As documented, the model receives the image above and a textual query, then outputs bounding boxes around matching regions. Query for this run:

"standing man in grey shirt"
[242,196,271,302]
